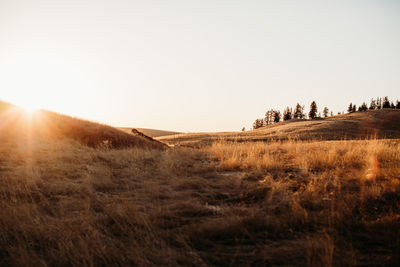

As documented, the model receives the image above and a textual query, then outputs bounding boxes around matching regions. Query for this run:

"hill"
[0,101,166,149]
[118,127,181,138]
[0,101,398,265]
[158,109,400,147]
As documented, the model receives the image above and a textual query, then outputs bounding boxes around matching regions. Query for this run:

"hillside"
[0,101,166,149]
[159,109,400,147]
[118,127,181,138]
[0,101,399,265]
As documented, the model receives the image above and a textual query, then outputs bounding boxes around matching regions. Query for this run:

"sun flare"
[20,102,40,114]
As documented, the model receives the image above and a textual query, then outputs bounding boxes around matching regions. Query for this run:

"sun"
[18,101,41,115]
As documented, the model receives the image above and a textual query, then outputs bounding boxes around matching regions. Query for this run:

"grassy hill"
[118,127,181,138]
[0,101,166,150]
[0,101,399,265]
[159,109,400,147]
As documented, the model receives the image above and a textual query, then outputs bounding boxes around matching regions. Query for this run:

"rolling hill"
[158,109,400,146]
[0,100,398,265]
[0,101,166,149]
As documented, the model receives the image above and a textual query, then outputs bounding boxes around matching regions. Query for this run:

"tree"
[347,103,353,113]
[382,96,390,108]
[396,100,400,109]
[273,110,281,123]
[369,98,376,110]
[253,119,263,129]
[309,101,317,119]
[242,127,246,132]
[359,102,368,111]
[376,97,382,109]
[323,107,329,118]
[352,104,357,113]
[293,103,305,119]
[283,107,292,121]
[264,110,274,125]
[390,102,395,109]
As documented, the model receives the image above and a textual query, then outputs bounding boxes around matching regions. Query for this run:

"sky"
[0,0,399,132]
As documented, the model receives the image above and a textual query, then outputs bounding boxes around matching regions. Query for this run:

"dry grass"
[0,101,166,150]
[1,102,399,266]
[159,109,400,147]
[1,128,399,266]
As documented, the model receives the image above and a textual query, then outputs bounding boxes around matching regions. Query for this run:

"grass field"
[158,109,400,147]
[0,103,399,266]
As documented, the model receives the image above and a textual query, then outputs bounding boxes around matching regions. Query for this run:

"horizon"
[1,0,399,132]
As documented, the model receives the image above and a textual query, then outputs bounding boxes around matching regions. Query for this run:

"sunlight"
[21,102,40,115]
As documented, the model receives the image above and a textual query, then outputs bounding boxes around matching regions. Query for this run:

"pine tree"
[390,102,395,109]
[283,107,292,121]
[359,102,368,111]
[352,104,357,113]
[396,100,400,109]
[369,98,376,110]
[377,97,382,109]
[323,107,329,118]
[382,96,390,108]
[293,103,305,119]
[309,101,317,119]
[253,119,263,129]
[264,110,274,125]
[347,103,353,113]
[273,110,281,123]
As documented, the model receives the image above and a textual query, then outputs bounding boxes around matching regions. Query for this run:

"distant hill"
[0,101,166,149]
[118,127,181,138]
[159,109,400,146]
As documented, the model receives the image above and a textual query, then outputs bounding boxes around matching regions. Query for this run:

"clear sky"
[1,0,399,132]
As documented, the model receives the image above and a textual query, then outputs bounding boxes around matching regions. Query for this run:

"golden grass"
[0,123,399,265]
[159,109,400,147]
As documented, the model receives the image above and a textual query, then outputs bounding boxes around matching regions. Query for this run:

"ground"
[0,104,399,266]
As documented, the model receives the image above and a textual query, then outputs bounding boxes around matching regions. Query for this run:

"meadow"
[0,124,398,266]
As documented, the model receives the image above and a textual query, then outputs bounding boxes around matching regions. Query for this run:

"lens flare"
[366,155,379,180]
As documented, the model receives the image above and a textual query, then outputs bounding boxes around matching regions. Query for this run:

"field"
[158,109,400,147]
[0,104,399,266]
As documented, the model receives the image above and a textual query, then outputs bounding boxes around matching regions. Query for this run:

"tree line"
[252,96,400,130]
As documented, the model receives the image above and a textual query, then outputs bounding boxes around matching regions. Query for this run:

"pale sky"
[1,0,399,132]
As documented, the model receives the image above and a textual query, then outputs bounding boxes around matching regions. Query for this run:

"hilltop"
[0,101,166,149]
[159,109,400,147]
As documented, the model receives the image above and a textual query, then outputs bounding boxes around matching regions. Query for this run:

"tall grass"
[0,133,399,265]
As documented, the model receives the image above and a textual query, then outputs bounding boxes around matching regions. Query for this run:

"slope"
[158,109,400,147]
[0,101,166,149]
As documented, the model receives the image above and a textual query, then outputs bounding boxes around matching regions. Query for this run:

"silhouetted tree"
[396,100,400,109]
[309,101,317,119]
[369,98,376,110]
[390,102,395,109]
[347,103,353,113]
[352,104,357,113]
[293,103,305,119]
[377,97,382,109]
[382,96,390,108]
[359,102,368,111]
[253,119,263,129]
[264,110,275,125]
[323,107,329,118]
[242,127,245,132]
[273,110,281,123]
[283,107,293,121]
